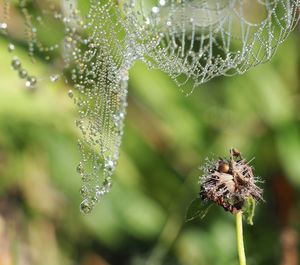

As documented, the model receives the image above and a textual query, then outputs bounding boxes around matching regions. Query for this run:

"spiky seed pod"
[199,149,263,214]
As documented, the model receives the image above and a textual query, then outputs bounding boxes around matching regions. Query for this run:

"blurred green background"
[0,2,300,265]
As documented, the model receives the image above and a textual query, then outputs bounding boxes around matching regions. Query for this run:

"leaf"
[242,197,256,225]
[185,198,213,222]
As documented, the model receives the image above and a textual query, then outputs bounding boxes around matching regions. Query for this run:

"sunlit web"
[123,0,300,92]
[0,0,299,213]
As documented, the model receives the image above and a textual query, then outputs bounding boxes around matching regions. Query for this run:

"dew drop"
[0,22,7,30]
[160,0,166,6]
[80,185,89,198]
[11,58,21,70]
[25,76,37,88]
[104,158,115,172]
[68,89,74,98]
[76,162,84,174]
[50,74,59,82]
[91,196,99,204]
[80,199,93,214]
[19,69,28,79]
[8,43,15,52]
[103,177,113,192]
[95,189,104,197]
[152,6,159,14]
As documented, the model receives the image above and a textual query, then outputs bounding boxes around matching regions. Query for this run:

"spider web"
[1,0,132,213]
[123,0,300,92]
[1,0,299,213]
[63,0,133,213]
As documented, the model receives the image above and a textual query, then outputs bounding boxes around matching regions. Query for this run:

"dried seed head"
[199,149,263,214]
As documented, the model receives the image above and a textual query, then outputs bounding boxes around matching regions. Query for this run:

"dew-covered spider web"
[123,0,300,91]
[0,0,299,213]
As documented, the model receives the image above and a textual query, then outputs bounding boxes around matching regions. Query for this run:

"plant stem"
[236,211,247,265]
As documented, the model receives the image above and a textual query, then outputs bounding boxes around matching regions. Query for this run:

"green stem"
[236,211,247,265]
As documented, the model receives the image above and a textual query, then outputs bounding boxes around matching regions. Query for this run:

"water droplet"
[159,0,166,6]
[68,89,73,98]
[25,76,37,88]
[104,158,115,172]
[119,112,125,119]
[103,177,113,191]
[80,185,89,197]
[95,185,103,196]
[19,69,28,79]
[152,6,159,14]
[76,162,84,174]
[50,74,59,82]
[8,43,15,52]
[91,196,99,204]
[11,58,21,70]
[0,22,7,30]
[80,199,93,214]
